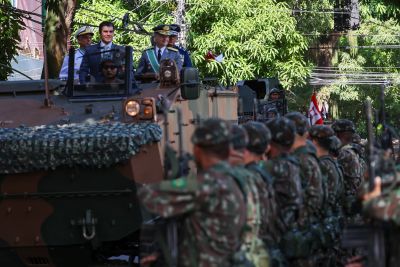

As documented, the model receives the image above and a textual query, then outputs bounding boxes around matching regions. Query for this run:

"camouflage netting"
[0,122,162,174]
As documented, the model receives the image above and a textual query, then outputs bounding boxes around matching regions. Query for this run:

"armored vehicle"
[237,78,287,123]
[0,47,237,266]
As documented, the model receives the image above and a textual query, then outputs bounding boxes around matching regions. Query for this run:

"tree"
[311,1,400,132]
[0,1,25,80]
[43,0,77,78]
[74,0,310,88]
[186,0,310,88]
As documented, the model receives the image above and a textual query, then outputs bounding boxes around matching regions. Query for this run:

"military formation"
[58,20,400,267]
[136,112,384,267]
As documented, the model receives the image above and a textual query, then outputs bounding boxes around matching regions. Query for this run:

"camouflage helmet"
[243,121,271,155]
[285,112,310,136]
[191,118,230,146]
[266,117,296,148]
[329,135,342,153]
[309,125,335,139]
[229,124,249,150]
[269,88,280,95]
[331,119,355,133]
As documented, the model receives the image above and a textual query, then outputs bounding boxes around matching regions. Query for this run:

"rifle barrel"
[365,100,375,191]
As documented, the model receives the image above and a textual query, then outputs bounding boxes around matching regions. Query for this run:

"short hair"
[99,21,114,33]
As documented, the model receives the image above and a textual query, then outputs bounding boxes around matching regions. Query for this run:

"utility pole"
[175,0,187,48]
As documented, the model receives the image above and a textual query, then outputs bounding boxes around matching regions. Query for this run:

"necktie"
[103,45,111,59]
[157,49,162,62]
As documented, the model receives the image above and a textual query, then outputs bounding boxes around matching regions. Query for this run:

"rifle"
[366,100,375,191]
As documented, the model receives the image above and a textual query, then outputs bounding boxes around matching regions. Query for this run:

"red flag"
[205,51,224,63]
[205,51,216,62]
[309,92,324,125]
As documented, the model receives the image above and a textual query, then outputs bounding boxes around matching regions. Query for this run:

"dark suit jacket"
[79,42,126,84]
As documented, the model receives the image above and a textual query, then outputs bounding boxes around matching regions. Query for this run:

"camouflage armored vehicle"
[0,47,237,266]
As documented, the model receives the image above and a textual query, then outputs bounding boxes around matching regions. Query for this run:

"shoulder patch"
[167,46,178,52]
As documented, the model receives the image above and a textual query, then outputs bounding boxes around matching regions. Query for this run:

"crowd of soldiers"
[137,113,377,267]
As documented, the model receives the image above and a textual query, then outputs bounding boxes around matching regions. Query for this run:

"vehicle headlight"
[164,70,172,78]
[125,100,140,117]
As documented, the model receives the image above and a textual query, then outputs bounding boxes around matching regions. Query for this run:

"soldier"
[135,24,182,81]
[264,118,304,261]
[228,124,270,266]
[309,125,344,218]
[285,112,325,266]
[352,133,368,181]
[241,121,285,267]
[332,119,363,218]
[309,125,345,265]
[168,24,193,68]
[138,118,246,267]
[285,112,324,222]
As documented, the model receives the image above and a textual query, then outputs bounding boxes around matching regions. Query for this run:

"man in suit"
[168,24,193,68]
[135,24,182,81]
[79,21,126,84]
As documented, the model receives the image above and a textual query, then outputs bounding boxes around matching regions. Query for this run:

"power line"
[308,44,400,49]
[139,1,169,23]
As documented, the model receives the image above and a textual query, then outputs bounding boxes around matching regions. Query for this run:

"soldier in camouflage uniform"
[138,118,247,267]
[264,118,304,262]
[285,112,324,222]
[309,125,345,266]
[352,133,368,181]
[332,119,363,218]
[285,112,324,266]
[228,124,271,267]
[309,125,344,219]
[241,121,284,267]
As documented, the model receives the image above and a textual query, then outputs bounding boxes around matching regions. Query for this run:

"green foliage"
[74,0,174,63]
[74,0,310,88]
[0,1,25,80]
[187,0,310,87]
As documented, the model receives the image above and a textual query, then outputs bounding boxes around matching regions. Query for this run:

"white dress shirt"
[59,48,85,80]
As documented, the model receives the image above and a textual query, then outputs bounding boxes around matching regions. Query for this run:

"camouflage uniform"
[139,119,246,267]
[332,120,363,216]
[352,133,367,181]
[362,172,400,267]
[286,112,324,221]
[309,125,344,217]
[265,118,303,238]
[309,125,346,265]
[242,122,280,246]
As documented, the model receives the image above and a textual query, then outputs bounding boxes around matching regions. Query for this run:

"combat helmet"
[331,119,356,133]
[243,121,271,155]
[266,117,296,148]
[229,124,249,150]
[309,125,335,139]
[285,112,310,136]
[191,118,230,146]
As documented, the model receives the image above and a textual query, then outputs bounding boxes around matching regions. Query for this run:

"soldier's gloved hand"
[362,177,382,201]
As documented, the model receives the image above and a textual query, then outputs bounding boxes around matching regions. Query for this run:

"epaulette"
[144,47,153,51]
[167,46,178,52]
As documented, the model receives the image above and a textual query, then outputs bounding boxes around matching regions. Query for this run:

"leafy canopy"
[0,1,25,80]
